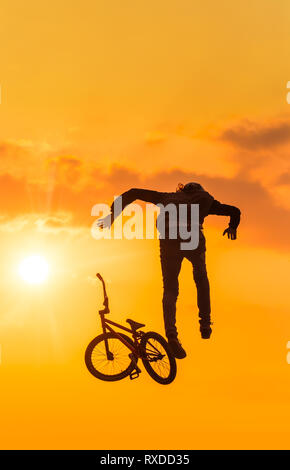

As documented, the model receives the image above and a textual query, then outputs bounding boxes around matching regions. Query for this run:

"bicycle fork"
[103,335,114,361]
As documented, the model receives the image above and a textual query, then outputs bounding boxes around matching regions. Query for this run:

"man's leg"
[160,240,187,359]
[187,251,212,339]
[159,240,183,339]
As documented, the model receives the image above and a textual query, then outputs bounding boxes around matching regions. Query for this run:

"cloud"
[0,141,28,158]
[89,164,290,251]
[0,215,29,233]
[0,174,32,215]
[0,140,54,183]
[0,142,31,178]
[101,164,142,192]
[219,121,290,150]
[143,169,290,250]
[47,155,83,185]
[145,131,168,144]
[276,172,290,185]
[0,140,87,190]
[34,214,76,234]
[0,213,86,236]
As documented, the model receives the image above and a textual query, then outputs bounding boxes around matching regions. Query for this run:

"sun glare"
[18,255,50,285]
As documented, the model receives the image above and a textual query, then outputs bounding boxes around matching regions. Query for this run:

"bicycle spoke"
[91,337,132,376]
[144,338,171,379]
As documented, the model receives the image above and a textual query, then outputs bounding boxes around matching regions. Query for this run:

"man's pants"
[160,239,211,338]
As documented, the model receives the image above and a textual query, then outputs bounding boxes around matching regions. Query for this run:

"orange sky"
[0,0,290,449]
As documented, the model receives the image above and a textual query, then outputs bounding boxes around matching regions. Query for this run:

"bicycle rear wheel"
[85,333,137,381]
[140,331,176,385]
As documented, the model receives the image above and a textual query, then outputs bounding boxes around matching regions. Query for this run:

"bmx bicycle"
[85,273,177,385]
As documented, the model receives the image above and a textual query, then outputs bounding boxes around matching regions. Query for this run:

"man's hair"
[176,182,205,192]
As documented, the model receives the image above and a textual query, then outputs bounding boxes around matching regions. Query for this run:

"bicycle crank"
[129,353,141,380]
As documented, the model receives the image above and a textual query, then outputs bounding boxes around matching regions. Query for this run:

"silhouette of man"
[98,182,241,359]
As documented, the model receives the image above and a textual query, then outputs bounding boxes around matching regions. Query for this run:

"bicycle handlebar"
[96,273,110,313]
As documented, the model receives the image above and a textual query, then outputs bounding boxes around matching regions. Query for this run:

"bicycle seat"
[126,319,145,330]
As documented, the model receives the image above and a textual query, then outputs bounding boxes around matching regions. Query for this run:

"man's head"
[176,182,205,192]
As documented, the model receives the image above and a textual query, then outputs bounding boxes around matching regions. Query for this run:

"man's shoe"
[200,325,212,339]
[167,337,187,359]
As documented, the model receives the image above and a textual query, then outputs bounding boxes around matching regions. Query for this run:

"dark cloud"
[91,164,141,194]
[219,121,290,150]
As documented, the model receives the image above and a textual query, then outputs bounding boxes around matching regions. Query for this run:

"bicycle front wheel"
[85,333,136,381]
[140,331,177,385]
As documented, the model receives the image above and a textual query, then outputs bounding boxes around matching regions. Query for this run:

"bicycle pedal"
[129,369,141,380]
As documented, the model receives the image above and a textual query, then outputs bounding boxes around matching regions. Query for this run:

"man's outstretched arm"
[208,200,241,240]
[97,188,165,228]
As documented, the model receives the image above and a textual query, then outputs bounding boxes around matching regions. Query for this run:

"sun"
[18,255,50,285]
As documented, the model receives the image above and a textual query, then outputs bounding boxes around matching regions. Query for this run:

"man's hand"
[223,227,237,240]
[97,214,112,229]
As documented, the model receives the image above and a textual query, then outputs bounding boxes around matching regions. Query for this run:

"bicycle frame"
[100,312,143,359]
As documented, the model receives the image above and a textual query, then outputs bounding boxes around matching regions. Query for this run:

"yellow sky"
[0,0,290,449]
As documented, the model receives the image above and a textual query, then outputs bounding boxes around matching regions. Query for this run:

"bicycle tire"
[85,332,137,381]
[140,331,177,385]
